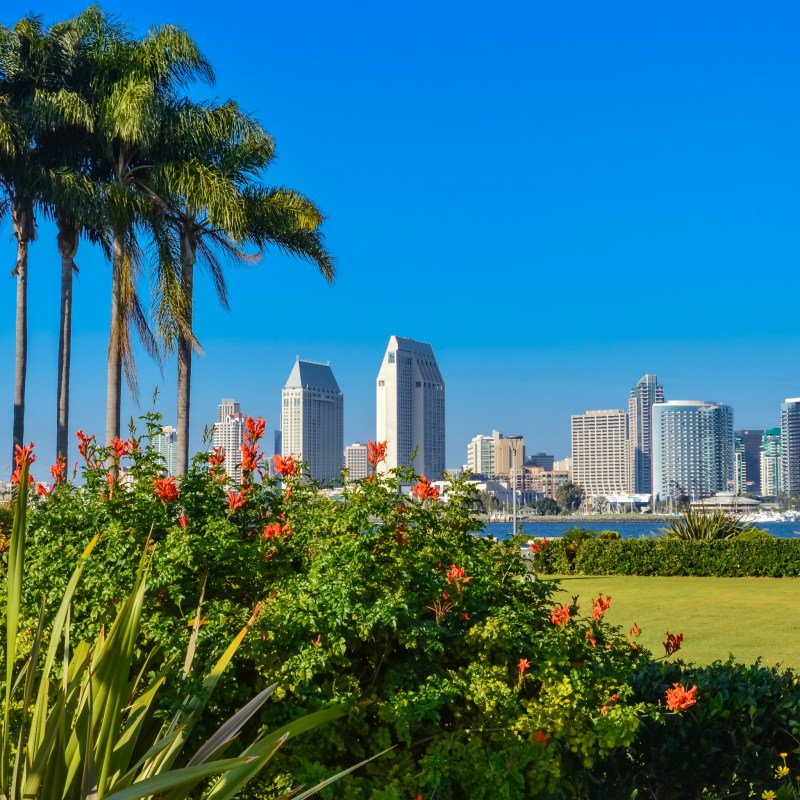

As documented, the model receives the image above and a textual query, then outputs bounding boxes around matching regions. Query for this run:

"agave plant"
[1,447,371,800]
[661,507,757,540]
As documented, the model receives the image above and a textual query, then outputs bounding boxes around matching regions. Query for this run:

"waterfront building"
[735,429,763,495]
[492,431,526,479]
[526,466,570,499]
[628,374,664,495]
[213,399,245,482]
[345,442,369,480]
[282,358,344,484]
[652,400,734,503]
[525,452,555,471]
[553,457,572,476]
[571,410,629,499]
[781,399,800,496]
[467,433,495,476]
[151,425,178,476]
[760,428,782,497]
[376,336,445,478]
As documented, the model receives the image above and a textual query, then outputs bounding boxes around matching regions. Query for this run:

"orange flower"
[518,658,530,675]
[367,440,387,467]
[527,538,547,555]
[110,437,132,461]
[629,623,641,638]
[533,730,550,747]
[208,447,226,467]
[244,415,266,443]
[35,482,51,498]
[263,522,286,540]
[104,472,115,501]
[585,630,597,647]
[76,430,94,460]
[178,515,187,529]
[411,475,439,502]
[591,594,611,621]
[665,683,698,711]
[11,443,36,486]
[153,476,178,504]
[50,456,67,484]
[227,490,246,512]
[550,602,571,626]
[273,454,299,477]
[240,443,263,474]
[664,631,684,656]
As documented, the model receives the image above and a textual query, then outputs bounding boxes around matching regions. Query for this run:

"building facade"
[376,336,445,478]
[525,452,555,471]
[282,358,344,484]
[151,425,178,476]
[735,429,763,495]
[344,442,369,480]
[466,434,495,476]
[781,399,800,496]
[652,400,734,503]
[761,428,782,497]
[628,374,664,495]
[571,410,629,499]
[212,399,245,482]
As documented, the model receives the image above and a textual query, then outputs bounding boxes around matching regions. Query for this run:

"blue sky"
[1,0,799,471]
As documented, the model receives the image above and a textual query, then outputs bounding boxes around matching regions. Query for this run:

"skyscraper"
[376,336,445,478]
[151,425,178,476]
[780,399,800,495]
[344,443,369,480]
[652,400,734,503]
[628,374,664,495]
[571,410,629,499]
[466,434,495,476]
[760,428,782,497]
[213,399,245,482]
[281,358,344,484]
[735,429,763,495]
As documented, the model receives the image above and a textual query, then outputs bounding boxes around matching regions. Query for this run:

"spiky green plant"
[661,507,757,540]
[1,448,372,800]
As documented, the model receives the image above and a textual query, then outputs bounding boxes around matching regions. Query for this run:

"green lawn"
[544,575,800,669]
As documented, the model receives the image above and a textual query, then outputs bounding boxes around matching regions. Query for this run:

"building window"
[388,352,395,363]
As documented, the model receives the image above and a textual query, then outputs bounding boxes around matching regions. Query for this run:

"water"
[481,520,800,540]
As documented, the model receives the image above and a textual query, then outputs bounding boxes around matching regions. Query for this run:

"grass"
[544,574,800,669]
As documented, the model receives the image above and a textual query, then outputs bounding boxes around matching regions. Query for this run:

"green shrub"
[661,508,757,540]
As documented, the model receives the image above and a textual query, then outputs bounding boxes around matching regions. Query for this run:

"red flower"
[527,538,547,555]
[585,630,597,647]
[273,454,299,477]
[104,472,115,501]
[244,415,266,444]
[209,447,226,468]
[76,430,95,461]
[50,456,67,484]
[11,443,36,486]
[110,437,132,461]
[665,683,698,711]
[533,730,550,747]
[227,490,246,512]
[367,440,387,467]
[35,482,51,498]
[591,594,611,621]
[629,623,641,638]
[263,522,289,540]
[179,515,187,529]
[518,658,530,675]
[411,475,440,502]
[311,634,322,647]
[240,443,264,477]
[550,602,571,626]
[664,631,684,656]
[153,476,178,504]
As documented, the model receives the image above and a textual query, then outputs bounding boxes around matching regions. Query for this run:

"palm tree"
[147,100,333,474]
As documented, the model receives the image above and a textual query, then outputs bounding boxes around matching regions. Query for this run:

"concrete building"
[735,429,763,495]
[761,428,782,497]
[151,425,178,476]
[466,433,495,476]
[213,399,245,482]
[781,399,800,497]
[345,442,369,480]
[525,452,555,471]
[282,358,344,484]
[376,336,445,478]
[652,400,734,503]
[571,410,629,499]
[628,374,664,495]
[553,457,572,476]
[492,432,526,479]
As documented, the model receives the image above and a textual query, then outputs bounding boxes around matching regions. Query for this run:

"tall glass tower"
[780,399,800,496]
[628,374,664,495]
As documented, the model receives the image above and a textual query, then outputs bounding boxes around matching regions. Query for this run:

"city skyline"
[1,1,799,471]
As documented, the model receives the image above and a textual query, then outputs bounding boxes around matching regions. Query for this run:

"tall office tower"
[467,434,495,476]
[151,425,178,476]
[735,429,763,495]
[571,410,629,499]
[628,374,664,495]
[344,443,369,480]
[652,400,734,503]
[282,358,344,484]
[734,433,746,495]
[760,428,782,497]
[492,431,526,479]
[213,398,245,482]
[376,336,445,478]
[780,399,800,495]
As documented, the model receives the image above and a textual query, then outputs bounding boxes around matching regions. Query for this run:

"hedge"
[531,537,800,577]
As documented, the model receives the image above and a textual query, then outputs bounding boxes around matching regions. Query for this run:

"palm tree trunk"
[106,231,123,446]
[176,231,195,476]
[56,219,78,459]
[11,198,34,464]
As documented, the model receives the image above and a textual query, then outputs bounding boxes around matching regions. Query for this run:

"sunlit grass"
[544,575,800,669]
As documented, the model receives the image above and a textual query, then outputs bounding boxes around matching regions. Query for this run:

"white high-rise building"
[151,425,178,476]
[761,428,782,497]
[571,410,629,499]
[781,399,800,496]
[376,336,445,478]
[344,443,369,480]
[213,399,245,482]
[467,434,495,476]
[629,374,664,495]
[652,400,734,503]
[281,358,344,484]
